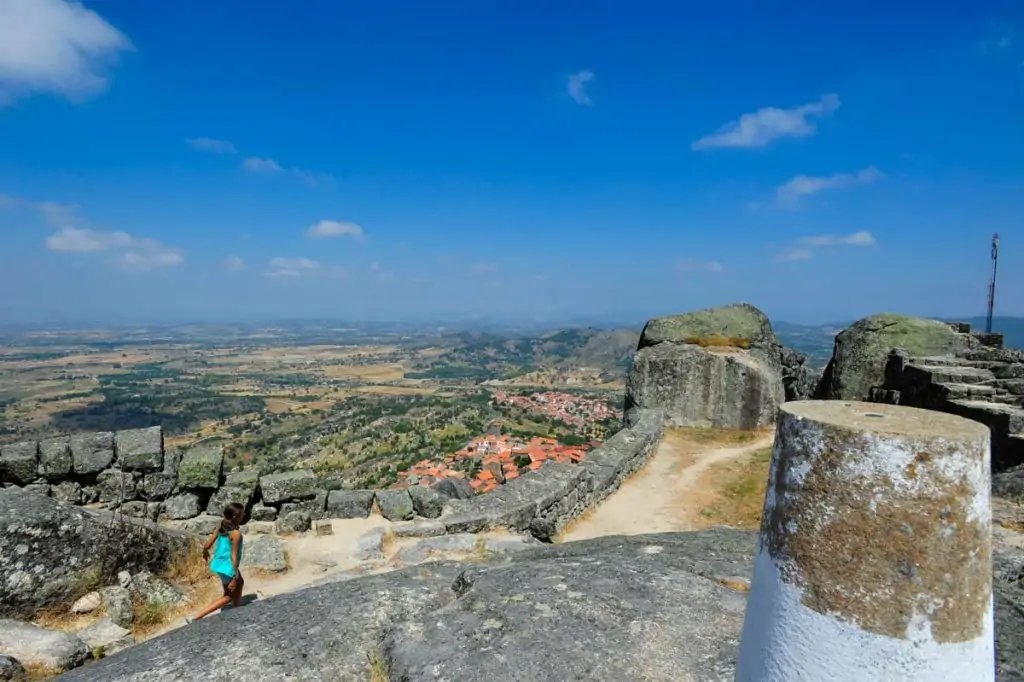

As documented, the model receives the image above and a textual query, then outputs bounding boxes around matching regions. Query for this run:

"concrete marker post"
[736,400,993,681]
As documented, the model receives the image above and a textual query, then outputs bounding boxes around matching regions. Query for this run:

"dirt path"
[559,429,774,542]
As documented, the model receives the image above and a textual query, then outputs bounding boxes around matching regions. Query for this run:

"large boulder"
[177,445,224,489]
[0,488,189,619]
[76,618,134,657]
[0,619,89,673]
[814,313,974,400]
[625,304,806,429]
[626,343,781,429]
[141,448,180,501]
[57,529,1024,682]
[206,486,255,516]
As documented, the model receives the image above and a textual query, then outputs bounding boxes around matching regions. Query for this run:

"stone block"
[177,445,224,489]
[276,510,311,534]
[140,471,176,501]
[163,492,201,520]
[38,438,71,480]
[100,586,133,629]
[119,501,149,518]
[250,504,277,522]
[391,520,446,538]
[354,528,385,561]
[240,534,287,572]
[432,477,474,500]
[76,618,133,656]
[376,489,414,521]
[314,520,333,536]
[408,485,447,519]
[51,480,82,505]
[22,483,50,497]
[0,441,38,485]
[244,521,276,534]
[280,489,327,519]
[260,469,316,504]
[0,619,89,672]
[70,432,114,475]
[325,489,375,518]
[224,468,260,494]
[96,469,136,503]
[206,485,254,516]
[115,427,163,472]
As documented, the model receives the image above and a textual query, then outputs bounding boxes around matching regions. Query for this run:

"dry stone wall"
[0,409,665,541]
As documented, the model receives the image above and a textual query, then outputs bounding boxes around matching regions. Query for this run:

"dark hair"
[219,502,245,535]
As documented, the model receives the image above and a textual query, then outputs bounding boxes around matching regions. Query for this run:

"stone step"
[993,364,1024,380]
[910,356,962,367]
[991,394,1024,406]
[937,382,996,400]
[995,379,1024,396]
[904,364,996,386]
[947,399,1024,434]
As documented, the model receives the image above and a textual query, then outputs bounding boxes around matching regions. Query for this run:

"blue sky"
[1,0,1021,326]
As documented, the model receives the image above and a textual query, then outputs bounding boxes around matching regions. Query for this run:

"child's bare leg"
[193,582,232,620]
[193,594,231,620]
[232,575,244,607]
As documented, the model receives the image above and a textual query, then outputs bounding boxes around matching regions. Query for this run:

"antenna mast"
[986,233,1000,334]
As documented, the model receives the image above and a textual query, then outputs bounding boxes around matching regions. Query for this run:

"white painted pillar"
[736,400,993,682]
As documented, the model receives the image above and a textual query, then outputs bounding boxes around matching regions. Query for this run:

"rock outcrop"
[56,528,1024,681]
[625,303,809,429]
[0,488,189,619]
[814,313,975,401]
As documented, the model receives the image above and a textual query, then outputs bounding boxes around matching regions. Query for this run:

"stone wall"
[0,409,665,541]
[440,409,664,540]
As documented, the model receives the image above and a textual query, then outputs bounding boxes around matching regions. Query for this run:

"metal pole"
[986,234,999,334]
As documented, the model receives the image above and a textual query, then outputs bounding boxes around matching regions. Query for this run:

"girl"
[188,502,245,622]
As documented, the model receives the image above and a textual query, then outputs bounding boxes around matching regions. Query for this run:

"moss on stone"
[640,303,773,349]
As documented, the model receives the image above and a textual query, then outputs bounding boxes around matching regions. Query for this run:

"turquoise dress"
[210,532,243,578]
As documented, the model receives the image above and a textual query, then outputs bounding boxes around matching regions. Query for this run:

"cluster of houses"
[491,390,619,428]
[393,433,597,495]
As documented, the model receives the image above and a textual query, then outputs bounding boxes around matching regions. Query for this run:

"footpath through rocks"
[560,427,774,542]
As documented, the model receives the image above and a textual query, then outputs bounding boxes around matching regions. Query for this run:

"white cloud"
[45,226,132,252]
[265,257,321,277]
[222,255,246,271]
[774,166,883,208]
[243,156,325,186]
[775,248,814,263]
[470,263,499,275]
[307,220,364,239]
[776,230,877,262]
[0,0,131,106]
[692,94,840,151]
[187,137,236,154]
[243,157,284,173]
[0,193,19,208]
[676,258,724,274]
[119,248,184,270]
[37,200,78,227]
[45,226,183,269]
[567,70,594,105]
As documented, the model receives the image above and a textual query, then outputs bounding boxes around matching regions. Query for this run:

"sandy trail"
[559,429,773,542]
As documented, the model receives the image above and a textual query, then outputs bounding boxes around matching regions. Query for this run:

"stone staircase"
[871,342,1024,470]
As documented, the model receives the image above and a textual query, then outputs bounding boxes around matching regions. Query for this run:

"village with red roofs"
[393,391,620,495]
